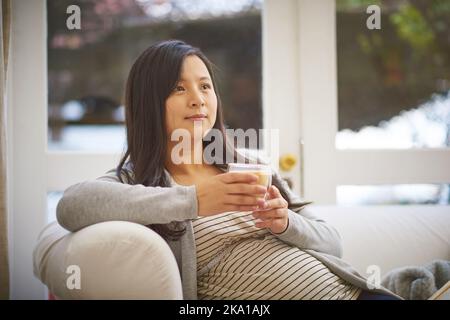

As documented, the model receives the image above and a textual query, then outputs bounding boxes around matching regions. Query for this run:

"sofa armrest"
[33,221,183,299]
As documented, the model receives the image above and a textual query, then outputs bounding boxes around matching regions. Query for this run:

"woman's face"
[165,55,218,140]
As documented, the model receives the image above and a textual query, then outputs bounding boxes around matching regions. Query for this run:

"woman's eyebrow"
[178,76,211,82]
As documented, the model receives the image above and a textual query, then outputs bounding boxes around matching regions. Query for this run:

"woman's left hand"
[252,185,289,234]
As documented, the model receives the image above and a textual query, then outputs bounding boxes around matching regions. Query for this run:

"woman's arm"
[56,169,198,232]
[271,171,343,258]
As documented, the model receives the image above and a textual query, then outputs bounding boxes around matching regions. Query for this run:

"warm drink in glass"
[227,163,272,201]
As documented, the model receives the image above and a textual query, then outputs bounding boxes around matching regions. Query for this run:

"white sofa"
[33,205,450,299]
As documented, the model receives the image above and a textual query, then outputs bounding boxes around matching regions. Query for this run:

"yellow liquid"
[242,171,270,188]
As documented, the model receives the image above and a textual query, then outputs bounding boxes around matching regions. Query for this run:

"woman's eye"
[201,84,211,90]
[175,86,185,92]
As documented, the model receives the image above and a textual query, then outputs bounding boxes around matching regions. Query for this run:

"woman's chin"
[177,127,212,139]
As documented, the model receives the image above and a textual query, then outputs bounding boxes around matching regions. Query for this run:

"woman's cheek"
[166,112,179,135]
[210,97,218,125]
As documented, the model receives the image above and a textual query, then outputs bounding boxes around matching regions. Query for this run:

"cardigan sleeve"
[57,168,198,232]
[269,170,343,258]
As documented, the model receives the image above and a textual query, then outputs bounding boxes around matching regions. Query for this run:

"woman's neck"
[166,162,212,177]
[165,140,210,177]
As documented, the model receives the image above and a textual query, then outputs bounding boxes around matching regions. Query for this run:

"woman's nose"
[189,98,205,108]
[189,90,205,108]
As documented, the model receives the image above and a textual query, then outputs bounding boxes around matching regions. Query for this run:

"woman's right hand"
[196,172,268,216]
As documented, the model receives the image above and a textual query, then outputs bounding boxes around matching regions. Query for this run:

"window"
[47,0,264,151]
[331,0,450,205]
[336,0,450,150]
[298,0,450,204]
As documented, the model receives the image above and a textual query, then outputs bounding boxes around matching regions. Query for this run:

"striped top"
[193,211,361,300]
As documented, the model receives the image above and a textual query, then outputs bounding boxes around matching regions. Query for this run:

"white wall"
[8,0,47,299]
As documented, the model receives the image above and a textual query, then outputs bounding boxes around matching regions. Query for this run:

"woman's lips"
[185,114,207,121]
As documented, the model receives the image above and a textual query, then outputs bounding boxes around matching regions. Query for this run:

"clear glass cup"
[227,163,272,204]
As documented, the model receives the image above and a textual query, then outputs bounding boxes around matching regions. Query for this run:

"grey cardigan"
[56,165,401,300]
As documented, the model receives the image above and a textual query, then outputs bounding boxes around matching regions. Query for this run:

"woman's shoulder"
[101,165,135,184]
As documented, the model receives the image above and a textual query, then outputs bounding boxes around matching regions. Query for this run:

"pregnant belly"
[197,235,361,300]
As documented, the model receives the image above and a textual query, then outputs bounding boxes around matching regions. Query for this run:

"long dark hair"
[116,40,306,240]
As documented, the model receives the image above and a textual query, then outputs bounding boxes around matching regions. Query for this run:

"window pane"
[337,184,450,205]
[336,0,450,149]
[47,0,263,151]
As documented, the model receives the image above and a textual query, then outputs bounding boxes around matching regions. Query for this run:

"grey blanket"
[381,260,450,300]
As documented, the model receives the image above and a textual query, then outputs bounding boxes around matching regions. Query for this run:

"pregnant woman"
[57,40,401,300]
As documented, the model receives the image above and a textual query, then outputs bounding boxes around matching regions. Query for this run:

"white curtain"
[0,0,11,300]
